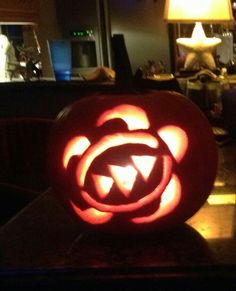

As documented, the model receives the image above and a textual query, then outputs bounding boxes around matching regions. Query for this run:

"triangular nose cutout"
[92,174,114,199]
[109,165,137,197]
[132,155,157,181]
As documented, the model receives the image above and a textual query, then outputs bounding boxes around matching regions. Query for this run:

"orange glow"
[158,126,188,163]
[80,155,172,213]
[92,174,114,199]
[76,132,159,187]
[62,106,190,225]
[70,201,113,224]
[109,165,138,197]
[132,155,157,181]
[63,136,90,168]
[96,104,150,130]
[131,174,181,223]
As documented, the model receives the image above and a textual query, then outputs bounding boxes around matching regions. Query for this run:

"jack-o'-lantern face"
[48,91,217,233]
[63,104,188,225]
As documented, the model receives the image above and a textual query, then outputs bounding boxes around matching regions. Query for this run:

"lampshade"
[164,0,234,23]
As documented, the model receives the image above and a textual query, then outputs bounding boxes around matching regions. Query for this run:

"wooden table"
[0,185,236,290]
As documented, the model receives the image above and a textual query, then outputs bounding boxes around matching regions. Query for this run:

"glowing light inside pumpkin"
[70,202,113,224]
[96,104,150,130]
[92,155,157,199]
[109,165,138,197]
[160,174,181,208]
[92,174,114,199]
[60,104,191,226]
[63,136,90,168]
[131,174,181,223]
[76,133,159,187]
[80,155,172,213]
[158,126,188,163]
[132,155,157,181]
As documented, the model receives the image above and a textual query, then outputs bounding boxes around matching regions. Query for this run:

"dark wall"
[54,0,171,73]
[55,0,98,38]
[0,77,182,120]
[0,82,115,119]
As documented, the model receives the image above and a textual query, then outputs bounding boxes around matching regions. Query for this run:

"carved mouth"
[73,132,173,213]
[80,155,173,213]
[60,104,188,226]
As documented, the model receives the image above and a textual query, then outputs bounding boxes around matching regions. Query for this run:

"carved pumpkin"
[48,91,217,233]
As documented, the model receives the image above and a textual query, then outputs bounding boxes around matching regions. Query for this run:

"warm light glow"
[188,205,235,239]
[76,133,159,187]
[61,105,194,225]
[191,22,212,40]
[131,155,157,181]
[164,0,233,69]
[92,174,114,199]
[131,174,182,223]
[109,165,138,197]
[63,136,90,168]
[91,156,158,199]
[176,22,222,69]
[20,61,26,67]
[177,23,221,49]
[160,175,180,208]
[80,155,172,213]
[214,181,226,187]
[158,126,188,163]
[164,0,233,22]
[207,194,236,205]
[70,202,113,224]
[96,104,150,130]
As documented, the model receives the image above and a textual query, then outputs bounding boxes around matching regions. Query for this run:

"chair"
[0,117,53,225]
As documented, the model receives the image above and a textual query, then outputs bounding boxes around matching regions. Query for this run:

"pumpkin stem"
[111,34,135,92]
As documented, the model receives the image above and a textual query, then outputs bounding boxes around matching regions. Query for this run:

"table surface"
[0,142,236,289]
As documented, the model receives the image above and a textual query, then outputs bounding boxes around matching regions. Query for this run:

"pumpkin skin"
[48,90,218,234]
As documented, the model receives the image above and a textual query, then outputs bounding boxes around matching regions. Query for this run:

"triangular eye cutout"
[131,155,157,181]
[92,174,114,199]
[109,165,137,197]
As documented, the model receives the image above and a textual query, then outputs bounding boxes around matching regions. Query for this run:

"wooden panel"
[0,0,39,23]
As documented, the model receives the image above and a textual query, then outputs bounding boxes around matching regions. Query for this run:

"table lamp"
[164,0,234,70]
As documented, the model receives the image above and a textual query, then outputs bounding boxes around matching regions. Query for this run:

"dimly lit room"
[0,0,236,290]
